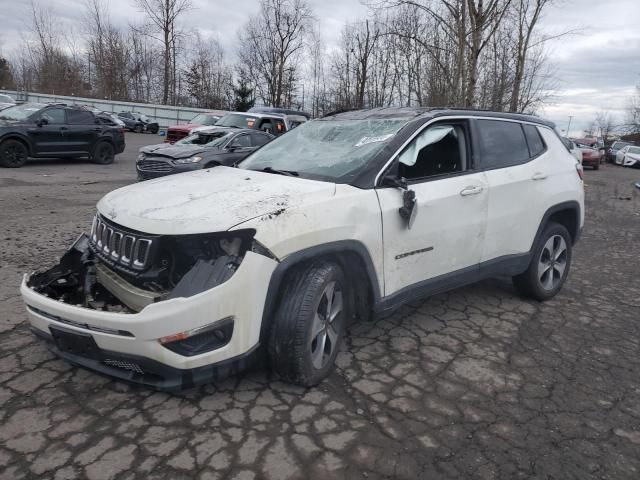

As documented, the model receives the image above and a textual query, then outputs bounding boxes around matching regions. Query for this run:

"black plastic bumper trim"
[30,327,260,391]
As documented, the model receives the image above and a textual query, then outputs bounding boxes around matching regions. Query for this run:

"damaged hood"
[140,144,210,158]
[97,167,337,235]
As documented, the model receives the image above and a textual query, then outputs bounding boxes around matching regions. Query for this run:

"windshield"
[175,131,232,146]
[216,114,256,129]
[0,103,45,121]
[238,118,409,181]
[191,114,218,125]
[627,146,640,154]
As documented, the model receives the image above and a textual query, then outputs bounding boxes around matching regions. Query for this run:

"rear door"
[65,109,99,154]
[477,119,550,262]
[30,107,68,155]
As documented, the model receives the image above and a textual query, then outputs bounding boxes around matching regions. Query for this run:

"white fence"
[0,90,228,128]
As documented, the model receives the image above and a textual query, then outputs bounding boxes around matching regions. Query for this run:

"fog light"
[159,317,234,357]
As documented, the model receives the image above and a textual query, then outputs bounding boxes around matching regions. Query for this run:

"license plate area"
[50,326,101,358]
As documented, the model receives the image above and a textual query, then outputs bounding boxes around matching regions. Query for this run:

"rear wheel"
[268,261,347,386]
[92,142,115,165]
[0,139,28,168]
[513,222,572,301]
[149,124,159,134]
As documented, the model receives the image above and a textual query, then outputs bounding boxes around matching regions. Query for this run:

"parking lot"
[1,132,640,479]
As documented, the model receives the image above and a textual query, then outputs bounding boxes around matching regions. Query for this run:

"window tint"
[41,108,65,124]
[477,120,529,169]
[67,110,94,125]
[250,132,271,147]
[398,124,467,180]
[523,124,545,157]
[231,134,251,148]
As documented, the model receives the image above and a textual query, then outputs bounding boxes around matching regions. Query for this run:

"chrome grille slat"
[138,159,173,173]
[88,216,154,271]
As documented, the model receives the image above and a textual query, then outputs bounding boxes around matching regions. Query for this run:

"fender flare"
[258,240,381,342]
[529,201,582,252]
[0,134,34,156]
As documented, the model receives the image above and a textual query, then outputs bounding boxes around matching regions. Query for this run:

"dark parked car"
[136,127,272,180]
[0,103,126,168]
[118,112,159,134]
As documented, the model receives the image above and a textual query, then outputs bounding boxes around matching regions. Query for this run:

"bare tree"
[238,0,312,107]
[134,0,192,104]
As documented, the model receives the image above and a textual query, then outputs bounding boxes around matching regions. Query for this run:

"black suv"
[0,103,126,168]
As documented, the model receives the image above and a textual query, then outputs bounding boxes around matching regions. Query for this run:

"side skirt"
[373,253,531,317]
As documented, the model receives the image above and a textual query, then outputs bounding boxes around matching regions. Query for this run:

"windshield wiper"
[260,167,299,177]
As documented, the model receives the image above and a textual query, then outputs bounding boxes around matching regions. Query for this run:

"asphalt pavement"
[1,133,640,479]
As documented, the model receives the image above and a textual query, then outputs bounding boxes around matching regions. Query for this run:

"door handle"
[460,185,483,196]
[531,172,548,181]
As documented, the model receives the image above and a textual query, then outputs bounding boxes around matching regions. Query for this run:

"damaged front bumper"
[21,239,278,390]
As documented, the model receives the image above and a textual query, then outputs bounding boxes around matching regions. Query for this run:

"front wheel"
[149,124,159,134]
[92,142,115,165]
[513,222,572,301]
[134,124,143,133]
[268,261,347,386]
[0,139,28,168]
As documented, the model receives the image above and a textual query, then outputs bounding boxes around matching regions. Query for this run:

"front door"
[30,107,68,156]
[375,120,488,296]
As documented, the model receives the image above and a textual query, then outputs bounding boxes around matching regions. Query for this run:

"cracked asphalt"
[1,134,640,479]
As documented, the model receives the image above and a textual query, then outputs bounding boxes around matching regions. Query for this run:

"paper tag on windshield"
[355,134,394,147]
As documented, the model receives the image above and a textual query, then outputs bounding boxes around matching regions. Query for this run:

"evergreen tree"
[233,72,254,112]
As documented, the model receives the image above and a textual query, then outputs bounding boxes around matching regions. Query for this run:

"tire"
[149,124,159,134]
[268,261,347,386]
[134,124,143,134]
[593,162,599,170]
[0,139,28,168]
[512,222,572,301]
[92,142,115,165]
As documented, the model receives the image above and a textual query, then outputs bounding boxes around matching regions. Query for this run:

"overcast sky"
[0,0,638,135]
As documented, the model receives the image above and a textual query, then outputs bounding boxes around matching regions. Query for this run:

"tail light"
[576,162,584,180]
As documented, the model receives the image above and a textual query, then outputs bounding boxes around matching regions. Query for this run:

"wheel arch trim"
[259,240,381,342]
[0,134,33,156]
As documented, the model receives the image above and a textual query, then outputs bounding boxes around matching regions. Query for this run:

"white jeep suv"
[21,108,584,390]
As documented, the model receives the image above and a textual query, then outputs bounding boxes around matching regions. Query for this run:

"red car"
[165,112,225,143]
[573,138,603,170]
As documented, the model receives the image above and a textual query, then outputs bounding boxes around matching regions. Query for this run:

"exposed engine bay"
[27,217,257,313]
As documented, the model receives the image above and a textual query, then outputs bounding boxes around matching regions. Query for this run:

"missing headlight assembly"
[27,216,263,313]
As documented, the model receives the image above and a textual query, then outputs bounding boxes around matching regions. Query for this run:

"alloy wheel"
[537,235,567,291]
[3,144,26,167]
[309,281,343,369]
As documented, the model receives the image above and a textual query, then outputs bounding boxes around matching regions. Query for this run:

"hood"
[140,144,209,158]
[97,167,336,235]
[169,123,199,132]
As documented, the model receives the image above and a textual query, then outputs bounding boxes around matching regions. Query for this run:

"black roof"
[321,106,555,128]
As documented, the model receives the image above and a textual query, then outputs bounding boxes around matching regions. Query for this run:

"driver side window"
[41,108,66,125]
[230,134,251,148]
[398,123,468,180]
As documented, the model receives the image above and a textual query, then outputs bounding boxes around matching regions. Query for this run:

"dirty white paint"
[97,167,336,235]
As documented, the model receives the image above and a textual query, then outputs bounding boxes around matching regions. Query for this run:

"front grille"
[138,159,173,173]
[89,216,156,272]
[166,129,188,143]
[103,359,144,374]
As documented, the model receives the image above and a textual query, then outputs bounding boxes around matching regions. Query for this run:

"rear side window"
[250,132,271,147]
[523,124,545,157]
[477,120,529,169]
[67,110,94,125]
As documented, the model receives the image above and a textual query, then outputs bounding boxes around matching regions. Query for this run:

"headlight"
[174,155,203,164]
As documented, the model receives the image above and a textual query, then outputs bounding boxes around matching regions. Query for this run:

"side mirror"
[382,175,417,229]
[36,117,49,127]
[226,144,238,152]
